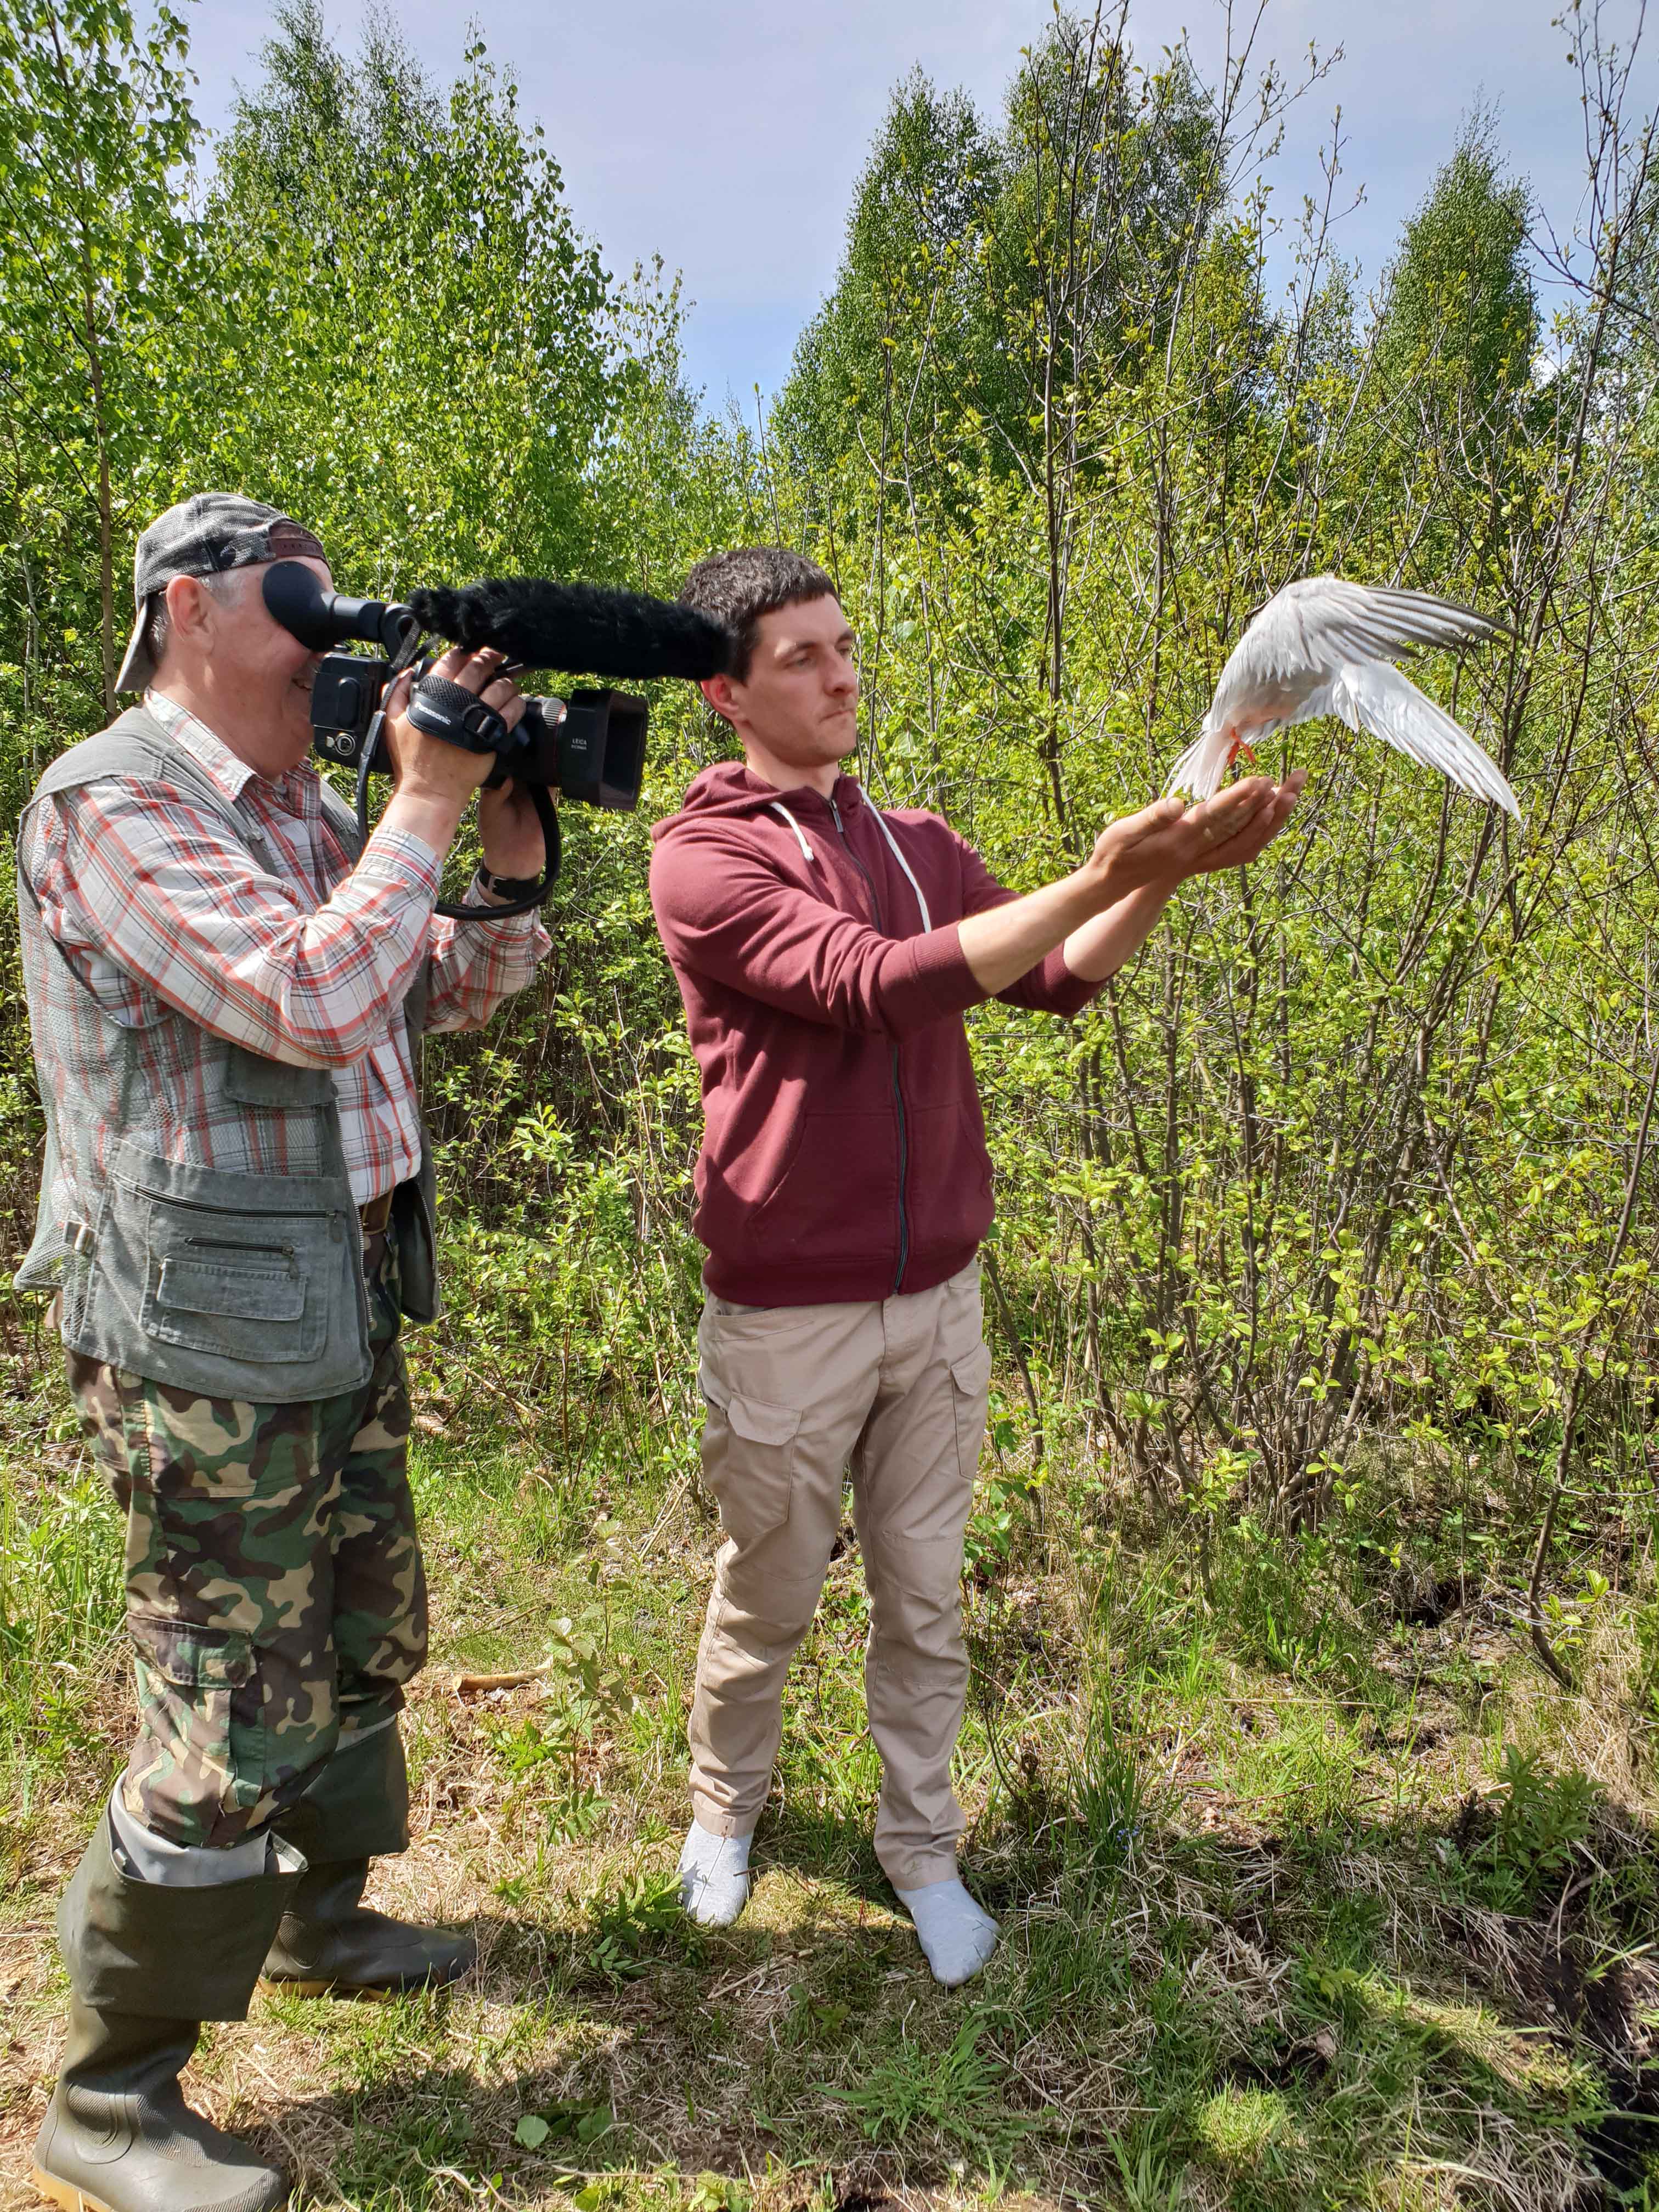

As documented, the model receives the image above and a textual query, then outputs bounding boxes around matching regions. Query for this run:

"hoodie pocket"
[750,1110,898,1267]
[904,1103,995,1265]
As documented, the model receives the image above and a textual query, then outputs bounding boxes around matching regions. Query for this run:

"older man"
[18,495,551,2212]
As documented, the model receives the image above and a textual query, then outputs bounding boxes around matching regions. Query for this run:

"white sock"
[894,1876,999,1986]
[677,1820,752,1927]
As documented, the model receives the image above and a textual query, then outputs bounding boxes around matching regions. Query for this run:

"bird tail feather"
[1162,725,1229,803]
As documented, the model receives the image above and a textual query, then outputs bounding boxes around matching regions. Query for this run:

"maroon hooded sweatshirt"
[650,762,1104,1307]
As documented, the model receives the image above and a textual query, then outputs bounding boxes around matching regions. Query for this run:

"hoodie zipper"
[830,795,910,1295]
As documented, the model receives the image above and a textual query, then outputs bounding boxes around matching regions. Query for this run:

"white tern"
[1164,576,1519,818]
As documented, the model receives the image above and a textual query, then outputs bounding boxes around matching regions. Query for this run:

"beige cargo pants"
[687,1258,991,1891]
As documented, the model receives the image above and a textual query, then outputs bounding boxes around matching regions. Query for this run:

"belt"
[358,1189,394,1236]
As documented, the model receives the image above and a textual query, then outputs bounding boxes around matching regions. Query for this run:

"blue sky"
[178,0,1646,409]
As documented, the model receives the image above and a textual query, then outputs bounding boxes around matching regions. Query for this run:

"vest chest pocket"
[222,1046,335,1109]
[219,1048,335,1176]
[140,1199,331,1364]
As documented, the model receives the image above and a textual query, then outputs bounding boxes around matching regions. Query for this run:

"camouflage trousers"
[68,1242,426,1852]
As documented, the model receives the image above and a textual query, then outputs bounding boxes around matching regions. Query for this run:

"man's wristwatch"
[477,865,544,902]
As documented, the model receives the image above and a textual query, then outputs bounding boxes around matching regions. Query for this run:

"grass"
[5,1309,1659,2210]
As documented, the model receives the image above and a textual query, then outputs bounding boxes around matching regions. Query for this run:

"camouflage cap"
[116,493,329,693]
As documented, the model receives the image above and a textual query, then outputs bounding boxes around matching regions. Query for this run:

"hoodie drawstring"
[768,800,815,863]
[869,809,932,934]
[768,796,932,935]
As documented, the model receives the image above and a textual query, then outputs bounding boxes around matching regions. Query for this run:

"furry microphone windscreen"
[409,578,731,681]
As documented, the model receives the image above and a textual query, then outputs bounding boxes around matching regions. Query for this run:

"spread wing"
[1212,576,1506,737]
[1166,575,1514,809]
[1279,575,1503,657]
[1302,660,1520,817]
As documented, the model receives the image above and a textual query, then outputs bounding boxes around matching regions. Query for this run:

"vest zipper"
[830,796,910,1295]
[127,1189,336,1223]
[187,1236,298,1259]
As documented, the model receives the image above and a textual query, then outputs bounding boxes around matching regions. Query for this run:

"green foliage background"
[2,0,1656,1627]
[7,8,1659,2202]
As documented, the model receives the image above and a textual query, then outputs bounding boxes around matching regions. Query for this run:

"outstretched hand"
[1048,771,1308,986]
[1180,769,1306,877]
[1087,773,1305,898]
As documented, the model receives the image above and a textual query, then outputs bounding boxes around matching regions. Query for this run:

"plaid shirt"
[20,690,549,1204]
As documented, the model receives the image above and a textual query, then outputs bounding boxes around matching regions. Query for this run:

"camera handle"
[352,663,561,922]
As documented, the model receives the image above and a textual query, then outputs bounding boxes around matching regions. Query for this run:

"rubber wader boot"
[35,1813,303,2212]
[262,1858,476,1998]
[31,2000,288,2212]
[262,1724,473,1998]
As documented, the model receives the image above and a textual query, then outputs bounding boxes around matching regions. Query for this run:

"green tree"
[1375,120,1537,448]
[778,72,1007,496]
[0,0,199,724]
[196,1,624,593]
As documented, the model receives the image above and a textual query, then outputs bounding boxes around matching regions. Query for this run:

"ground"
[4,1330,1658,2212]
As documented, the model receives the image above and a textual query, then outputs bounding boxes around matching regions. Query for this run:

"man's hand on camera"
[382,647,521,804]
[378,647,523,862]
[478,778,551,884]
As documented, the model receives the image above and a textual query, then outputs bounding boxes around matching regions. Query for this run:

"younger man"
[649,548,1302,1983]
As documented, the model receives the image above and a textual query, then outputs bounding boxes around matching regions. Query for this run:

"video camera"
[263,563,729,919]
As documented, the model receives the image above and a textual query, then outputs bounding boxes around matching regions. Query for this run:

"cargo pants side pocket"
[697,1362,803,1551]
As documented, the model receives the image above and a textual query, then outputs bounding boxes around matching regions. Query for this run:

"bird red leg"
[1226,732,1258,770]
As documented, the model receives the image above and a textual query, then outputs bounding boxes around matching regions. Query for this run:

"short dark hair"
[679,546,837,683]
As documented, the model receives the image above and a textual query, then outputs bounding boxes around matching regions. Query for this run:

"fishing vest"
[14,706,439,1403]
